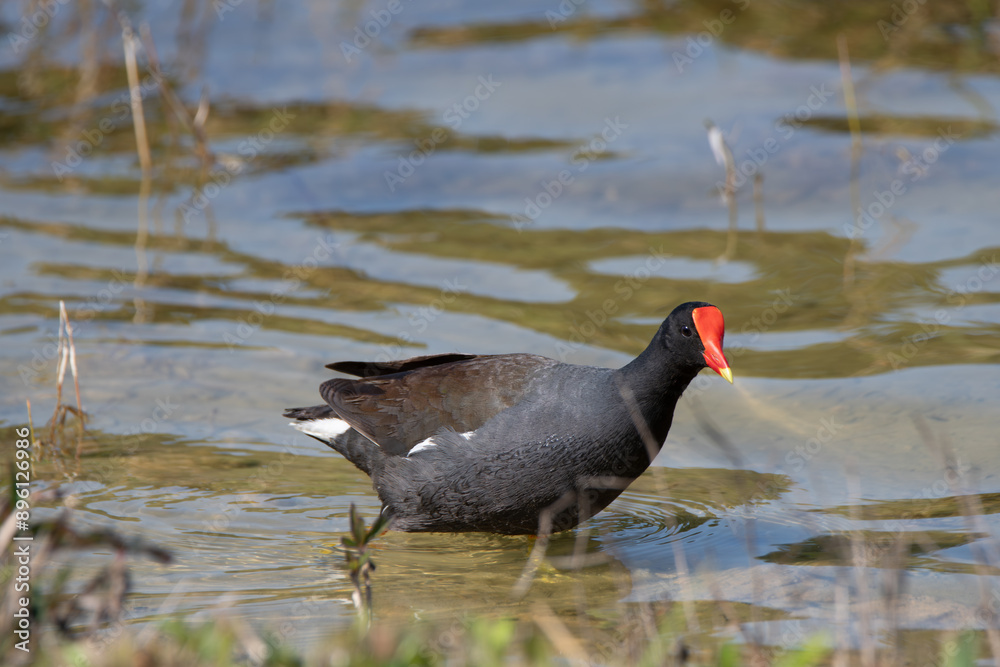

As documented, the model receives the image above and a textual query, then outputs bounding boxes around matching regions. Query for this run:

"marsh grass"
[37,302,87,465]
[342,503,391,620]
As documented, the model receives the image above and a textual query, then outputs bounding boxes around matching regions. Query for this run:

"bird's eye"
[681,326,693,337]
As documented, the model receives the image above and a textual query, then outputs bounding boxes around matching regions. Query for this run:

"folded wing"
[319,353,554,455]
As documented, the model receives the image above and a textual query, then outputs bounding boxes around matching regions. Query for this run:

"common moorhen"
[284,301,732,534]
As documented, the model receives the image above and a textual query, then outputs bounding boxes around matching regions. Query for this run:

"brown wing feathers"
[326,353,478,378]
[318,353,556,456]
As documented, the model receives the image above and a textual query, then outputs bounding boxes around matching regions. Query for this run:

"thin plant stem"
[838,34,863,290]
[120,14,152,177]
[753,171,765,232]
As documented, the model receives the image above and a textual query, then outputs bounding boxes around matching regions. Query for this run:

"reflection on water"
[590,255,759,285]
[2,0,1000,656]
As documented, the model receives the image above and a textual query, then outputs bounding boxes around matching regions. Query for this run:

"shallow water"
[2,0,1000,657]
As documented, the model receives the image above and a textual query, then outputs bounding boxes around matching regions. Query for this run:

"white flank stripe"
[408,430,475,457]
[407,437,437,456]
[290,417,352,440]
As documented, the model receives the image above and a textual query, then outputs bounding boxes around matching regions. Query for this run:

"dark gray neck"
[616,344,701,447]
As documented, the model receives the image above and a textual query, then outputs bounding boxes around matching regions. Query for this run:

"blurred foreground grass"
[0,515,984,667]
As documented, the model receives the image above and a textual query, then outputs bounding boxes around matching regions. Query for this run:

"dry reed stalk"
[64,302,85,458]
[838,34,863,290]
[753,171,765,232]
[119,14,152,177]
[47,301,86,450]
[914,414,1000,666]
[26,399,35,444]
[847,461,876,667]
[512,498,558,599]
[139,23,213,171]
[532,602,591,665]
[63,305,81,416]
[50,300,67,429]
[705,119,740,262]
[621,378,704,631]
